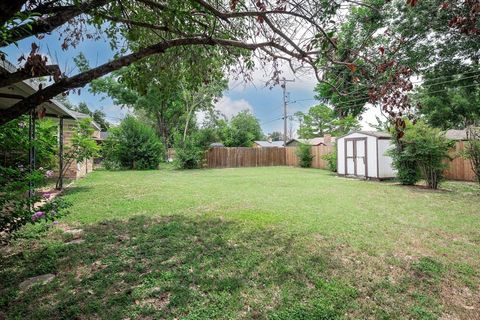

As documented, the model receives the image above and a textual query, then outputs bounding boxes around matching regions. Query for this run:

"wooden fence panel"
[444,141,476,181]
[205,147,286,168]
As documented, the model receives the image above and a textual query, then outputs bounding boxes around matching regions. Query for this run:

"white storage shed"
[337,131,396,180]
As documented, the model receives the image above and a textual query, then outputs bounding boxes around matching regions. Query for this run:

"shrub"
[173,133,205,169]
[296,143,314,168]
[388,121,421,185]
[464,127,480,184]
[103,116,163,170]
[322,149,337,172]
[401,121,453,189]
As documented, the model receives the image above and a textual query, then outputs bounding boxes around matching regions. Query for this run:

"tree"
[313,0,479,139]
[73,102,110,131]
[389,121,454,189]
[296,104,360,138]
[0,0,370,125]
[268,131,283,141]
[296,143,314,168]
[222,110,263,147]
[414,71,480,129]
[464,126,480,184]
[56,118,99,188]
[103,116,163,170]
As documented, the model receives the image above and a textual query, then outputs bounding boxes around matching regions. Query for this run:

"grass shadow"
[0,215,356,319]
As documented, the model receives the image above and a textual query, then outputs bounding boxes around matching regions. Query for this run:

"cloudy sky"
[4,30,382,136]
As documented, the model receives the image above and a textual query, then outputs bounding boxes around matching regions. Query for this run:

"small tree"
[402,122,454,189]
[56,118,99,189]
[464,126,480,184]
[296,143,314,168]
[388,121,421,185]
[322,148,337,172]
[103,116,163,170]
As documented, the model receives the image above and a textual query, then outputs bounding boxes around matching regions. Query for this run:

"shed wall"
[377,139,396,178]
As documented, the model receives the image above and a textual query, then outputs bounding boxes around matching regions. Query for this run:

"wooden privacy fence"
[205,145,333,169]
[203,142,476,182]
[205,147,286,168]
[444,141,476,181]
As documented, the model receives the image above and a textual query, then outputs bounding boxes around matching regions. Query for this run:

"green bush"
[296,143,314,168]
[388,122,421,185]
[173,133,206,169]
[322,149,337,172]
[391,121,453,189]
[103,116,163,170]
[464,127,480,184]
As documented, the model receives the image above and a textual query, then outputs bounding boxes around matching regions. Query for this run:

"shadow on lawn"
[0,215,357,320]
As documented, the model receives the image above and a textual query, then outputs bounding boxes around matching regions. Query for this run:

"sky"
[4,29,382,136]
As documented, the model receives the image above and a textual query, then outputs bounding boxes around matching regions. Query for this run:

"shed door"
[355,140,366,176]
[344,138,367,177]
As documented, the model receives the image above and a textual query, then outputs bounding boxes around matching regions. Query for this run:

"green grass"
[1,167,479,319]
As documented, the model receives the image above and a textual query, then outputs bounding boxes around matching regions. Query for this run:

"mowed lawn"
[1,167,479,319]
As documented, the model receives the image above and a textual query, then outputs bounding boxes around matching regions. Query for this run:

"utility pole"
[281,77,295,146]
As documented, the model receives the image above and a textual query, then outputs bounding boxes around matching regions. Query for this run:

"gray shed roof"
[337,131,391,139]
[254,140,284,147]
[445,129,468,141]
[286,136,336,146]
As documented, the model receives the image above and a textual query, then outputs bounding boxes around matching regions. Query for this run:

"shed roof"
[286,137,336,146]
[445,129,468,141]
[254,140,284,147]
[337,131,391,139]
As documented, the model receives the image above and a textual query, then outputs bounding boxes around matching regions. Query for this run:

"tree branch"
[0,37,276,124]
[0,65,60,88]
[1,0,110,47]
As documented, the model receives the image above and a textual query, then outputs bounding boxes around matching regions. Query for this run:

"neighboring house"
[0,58,99,182]
[253,140,284,148]
[337,131,396,180]
[286,134,335,147]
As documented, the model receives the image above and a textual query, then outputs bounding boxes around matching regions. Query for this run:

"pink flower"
[31,211,45,221]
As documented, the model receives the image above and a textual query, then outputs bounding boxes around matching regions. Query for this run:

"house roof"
[94,131,109,141]
[337,131,391,139]
[68,110,102,130]
[209,142,225,148]
[0,59,77,119]
[0,59,101,130]
[254,140,284,147]
[445,129,468,141]
[286,137,336,146]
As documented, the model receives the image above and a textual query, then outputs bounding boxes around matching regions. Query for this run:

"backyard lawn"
[1,167,479,319]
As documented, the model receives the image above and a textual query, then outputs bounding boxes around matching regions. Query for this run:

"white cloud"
[214,96,253,119]
[196,96,254,126]
[101,105,133,124]
[227,58,317,93]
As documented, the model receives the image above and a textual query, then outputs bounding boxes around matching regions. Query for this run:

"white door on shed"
[346,140,355,175]
[355,139,366,176]
[344,138,367,177]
